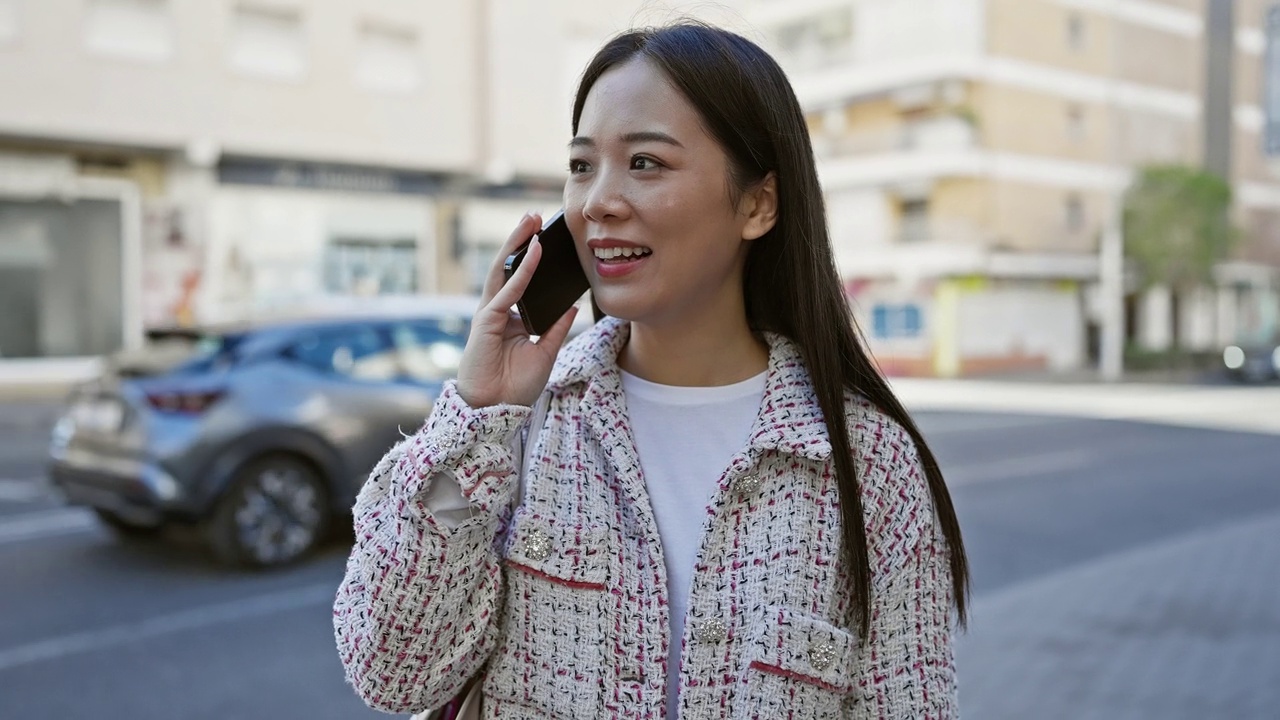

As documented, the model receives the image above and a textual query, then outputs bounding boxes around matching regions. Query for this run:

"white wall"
[0,0,480,171]
[827,187,892,276]
[1139,285,1173,350]
[956,286,1086,370]
[203,186,437,323]
[1179,287,1218,351]
[854,0,986,63]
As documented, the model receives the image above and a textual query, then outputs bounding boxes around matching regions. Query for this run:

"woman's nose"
[581,170,629,223]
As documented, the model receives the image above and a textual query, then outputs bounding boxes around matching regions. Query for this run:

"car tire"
[93,508,163,539]
[205,454,331,568]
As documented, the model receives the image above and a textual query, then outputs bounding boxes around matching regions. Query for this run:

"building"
[742,0,1280,376]
[0,0,652,386]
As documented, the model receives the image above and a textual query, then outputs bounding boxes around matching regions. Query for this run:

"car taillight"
[145,389,226,414]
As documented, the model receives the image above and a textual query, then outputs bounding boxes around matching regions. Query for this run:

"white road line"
[0,582,337,672]
[0,478,52,503]
[0,508,98,545]
[944,449,1096,486]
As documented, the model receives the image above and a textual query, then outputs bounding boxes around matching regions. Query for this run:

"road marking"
[0,508,98,545]
[0,582,337,672]
[944,448,1095,486]
[0,478,52,503]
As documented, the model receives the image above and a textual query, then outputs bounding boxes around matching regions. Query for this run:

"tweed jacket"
[334,317,957,719]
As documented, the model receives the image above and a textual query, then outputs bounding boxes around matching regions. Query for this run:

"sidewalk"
[890,377,1280,436]
[956,511,1280,719]
[885,376,1280,718]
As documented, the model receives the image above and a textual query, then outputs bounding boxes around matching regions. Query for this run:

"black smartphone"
[503,209,590,336]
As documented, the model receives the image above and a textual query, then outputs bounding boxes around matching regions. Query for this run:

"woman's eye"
[568,159,591,174]
[631,156,661,171]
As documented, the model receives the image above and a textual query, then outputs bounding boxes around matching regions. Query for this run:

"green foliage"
[1122,164,1238,292]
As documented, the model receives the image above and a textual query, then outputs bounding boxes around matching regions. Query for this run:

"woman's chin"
[590,292,648,324]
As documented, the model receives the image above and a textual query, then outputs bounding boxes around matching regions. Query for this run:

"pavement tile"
[956,511,1280,719]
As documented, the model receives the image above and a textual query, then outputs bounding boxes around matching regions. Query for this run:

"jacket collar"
[550,317,833,461]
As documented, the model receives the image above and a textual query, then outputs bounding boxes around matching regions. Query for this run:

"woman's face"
[564,57,763,328]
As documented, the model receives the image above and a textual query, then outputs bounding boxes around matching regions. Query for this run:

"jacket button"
[735,473,763,495]
[523,530,552,561]
[696,619,727,644]
[808,641,837,671]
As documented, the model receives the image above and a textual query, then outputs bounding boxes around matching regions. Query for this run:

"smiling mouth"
[592,247,653,263]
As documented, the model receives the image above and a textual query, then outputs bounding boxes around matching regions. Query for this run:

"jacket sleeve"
[856,429,959,719]
[333,380,530,715]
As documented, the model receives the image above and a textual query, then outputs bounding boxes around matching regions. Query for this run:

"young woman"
[335,22,968,720]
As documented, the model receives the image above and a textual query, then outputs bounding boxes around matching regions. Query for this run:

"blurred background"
[1,1,1278,718]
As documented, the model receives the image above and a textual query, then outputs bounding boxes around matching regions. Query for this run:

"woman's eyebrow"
[568,131,684,149]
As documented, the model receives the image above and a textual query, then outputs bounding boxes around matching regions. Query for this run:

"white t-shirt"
[620,369,767,720]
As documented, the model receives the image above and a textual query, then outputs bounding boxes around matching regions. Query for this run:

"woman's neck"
[619,313,769,388]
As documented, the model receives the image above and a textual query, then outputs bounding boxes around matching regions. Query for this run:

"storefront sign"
[217,158,445,195]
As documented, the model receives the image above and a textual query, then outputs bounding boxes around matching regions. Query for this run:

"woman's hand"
[456,213,580,408]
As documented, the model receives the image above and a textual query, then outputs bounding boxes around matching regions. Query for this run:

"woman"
[335,22,968,719]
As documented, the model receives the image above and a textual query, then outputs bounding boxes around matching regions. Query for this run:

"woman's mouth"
[592,246,652,263]
[590,245,652,278]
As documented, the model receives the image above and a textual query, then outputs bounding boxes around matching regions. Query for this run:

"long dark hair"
[573,23,969,635]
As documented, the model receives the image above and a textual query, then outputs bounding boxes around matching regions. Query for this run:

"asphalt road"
[1,401,1277,719]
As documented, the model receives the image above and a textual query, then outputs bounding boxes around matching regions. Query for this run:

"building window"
[1066,104,1086,142]
[228,4,306,81]
[355,21,421,94]
[1065,194,1085,233]
[1067,12,1086,51]
[84,0,173,63]
[324,238,418,296]
[0,0,19,45]
[872,304,923,340]
[775,7,853,69]
[900,198,930,242]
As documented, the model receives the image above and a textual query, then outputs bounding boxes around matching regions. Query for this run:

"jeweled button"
[523,529,552,561]
[696,618,727,644]
[808,641,837,671]
[735,473,763,495]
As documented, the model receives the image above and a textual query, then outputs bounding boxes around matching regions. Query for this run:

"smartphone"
[503,209,590,336]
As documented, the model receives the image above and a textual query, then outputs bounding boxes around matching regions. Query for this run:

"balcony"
[893,218,993,246]
[813,115,979,158]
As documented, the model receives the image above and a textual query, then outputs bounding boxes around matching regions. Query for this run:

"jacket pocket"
[483,508,610,720]
[734,606,858,720]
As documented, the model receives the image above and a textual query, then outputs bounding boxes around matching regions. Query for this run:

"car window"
[285,326,398,382]
[170,332,246,373]
[390,320,468,384]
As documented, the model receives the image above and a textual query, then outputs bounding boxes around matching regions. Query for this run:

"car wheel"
[93,508,163,539]
[205,454,331,568]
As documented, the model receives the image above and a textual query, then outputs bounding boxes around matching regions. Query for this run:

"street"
[2,387,1279,719]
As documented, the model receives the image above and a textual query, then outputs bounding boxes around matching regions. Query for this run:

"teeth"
[594,247,651,260]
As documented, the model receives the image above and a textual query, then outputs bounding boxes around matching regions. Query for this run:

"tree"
[1122,164,1239,353]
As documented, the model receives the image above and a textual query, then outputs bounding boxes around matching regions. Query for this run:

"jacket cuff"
[401,380,531,516]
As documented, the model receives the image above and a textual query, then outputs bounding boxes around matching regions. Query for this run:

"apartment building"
[743,0,1280,376]
[0,0,653,384]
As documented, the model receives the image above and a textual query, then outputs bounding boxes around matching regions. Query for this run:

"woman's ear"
[741,172,779,241]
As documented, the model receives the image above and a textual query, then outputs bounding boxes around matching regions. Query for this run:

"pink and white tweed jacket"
[334,317,957,719]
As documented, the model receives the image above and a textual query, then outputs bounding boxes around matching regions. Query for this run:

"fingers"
[482,213,543,303]
[485,234,542,319]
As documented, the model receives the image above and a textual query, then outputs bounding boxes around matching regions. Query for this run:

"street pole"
[1099,8,1126,382]
[1099,211,1125,382]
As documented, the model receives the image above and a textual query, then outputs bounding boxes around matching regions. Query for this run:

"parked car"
[1222,336,1280,383]
[48,296,477,567]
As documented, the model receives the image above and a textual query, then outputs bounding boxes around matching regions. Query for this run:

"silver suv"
[48,297,475,567]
